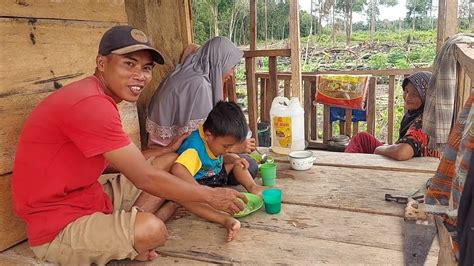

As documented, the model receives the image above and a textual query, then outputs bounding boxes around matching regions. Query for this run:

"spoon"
[255,148,268,163]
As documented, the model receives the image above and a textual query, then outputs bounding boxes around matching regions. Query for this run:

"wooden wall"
[0,0,136,251]
[0,0,193,252]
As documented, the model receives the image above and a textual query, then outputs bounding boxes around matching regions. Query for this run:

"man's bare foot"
[223,217,241,242]
[249,185,266,198]
[134,249,159,261]
[155,201,180,222]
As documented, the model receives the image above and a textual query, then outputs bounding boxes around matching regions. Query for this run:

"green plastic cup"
[259,162,277,186]
[262,188,282,214]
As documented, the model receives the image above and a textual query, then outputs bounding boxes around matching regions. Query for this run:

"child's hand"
[233,157,249,170]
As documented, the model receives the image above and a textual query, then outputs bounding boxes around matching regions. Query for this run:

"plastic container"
[262,188,282,214]
[257,122,271,147]
[259,162,277,186]
[270,97,305,155]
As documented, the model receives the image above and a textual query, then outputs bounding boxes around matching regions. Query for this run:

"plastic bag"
[315,74,371,110]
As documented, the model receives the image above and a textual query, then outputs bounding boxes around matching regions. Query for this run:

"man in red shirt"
[12,25,247,264]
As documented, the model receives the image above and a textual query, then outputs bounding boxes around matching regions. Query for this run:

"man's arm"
[374,143,414,161]
[104,143,246,214]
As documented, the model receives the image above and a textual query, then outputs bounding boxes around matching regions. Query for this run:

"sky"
[299,0,410,23]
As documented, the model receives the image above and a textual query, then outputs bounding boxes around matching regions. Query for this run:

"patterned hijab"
[398,71,433,139]
[146,36,243,146]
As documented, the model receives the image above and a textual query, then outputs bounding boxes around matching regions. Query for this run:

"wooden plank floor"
[0,150,441,264]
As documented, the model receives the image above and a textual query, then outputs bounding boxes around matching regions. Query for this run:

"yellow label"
[273,116,292,148]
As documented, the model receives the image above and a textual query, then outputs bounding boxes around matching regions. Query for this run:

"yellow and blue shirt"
[176,125,223,180]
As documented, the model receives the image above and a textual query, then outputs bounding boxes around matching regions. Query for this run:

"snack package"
[315,74,371,110]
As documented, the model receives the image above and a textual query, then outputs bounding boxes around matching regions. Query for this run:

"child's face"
[205,132,239,156]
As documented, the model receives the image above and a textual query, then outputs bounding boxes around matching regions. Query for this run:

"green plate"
[233,193,263,218]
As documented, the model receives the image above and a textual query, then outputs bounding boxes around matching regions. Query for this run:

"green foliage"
[368,54,388,69]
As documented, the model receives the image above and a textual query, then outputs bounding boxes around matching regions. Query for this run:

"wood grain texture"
[0,0,127,22]
[0,175,26,252]
[273,163,431,217]
[160,216,438,264]
[260,148,439,173]
[124,0,192,149]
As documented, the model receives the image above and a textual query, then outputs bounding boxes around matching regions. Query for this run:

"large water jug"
[270,97,305,155]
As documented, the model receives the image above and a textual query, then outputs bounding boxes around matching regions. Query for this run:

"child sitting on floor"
[170,101,265,241]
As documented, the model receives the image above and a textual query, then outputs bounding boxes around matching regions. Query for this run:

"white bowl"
[288,150,315,171]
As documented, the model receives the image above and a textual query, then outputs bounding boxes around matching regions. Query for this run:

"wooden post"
[366,77,376,135]
[387,75,395,144]
[124,0,193,149]
[436,0,458,52]
[289,0,302,101]
[265,56,277,123]
[310,80,317,140]
[345,109,352,137]
[304,79,312,141]
[247,0,258,142]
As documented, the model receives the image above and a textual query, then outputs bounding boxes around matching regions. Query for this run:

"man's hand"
[168,132,191,152]
[208,188,248,215]
[232,157,249,170]
[230,138,256,153]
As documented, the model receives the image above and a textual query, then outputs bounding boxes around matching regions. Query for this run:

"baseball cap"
[98,25,164,64]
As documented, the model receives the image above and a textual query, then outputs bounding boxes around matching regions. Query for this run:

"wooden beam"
[345,109,352,137]
[304,79,312,141]
[310,81,317,140]
[289,0,302,100]
[436,0,458,52]
[124,0,193,149]
[243,49,291,58]
[366,77,376,135]
[246,57,258,145]
[266,56,278,123]
[250,0,257,51]
[254,68,433,80]
[387,75,395,144]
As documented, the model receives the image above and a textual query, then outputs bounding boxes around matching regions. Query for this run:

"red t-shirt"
[12,76,131,246]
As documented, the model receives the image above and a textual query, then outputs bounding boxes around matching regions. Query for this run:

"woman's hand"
[230,138,256,154]
[168,132,192,152]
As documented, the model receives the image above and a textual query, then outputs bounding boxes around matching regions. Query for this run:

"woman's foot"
[134,249,159,261]
[155,201,181,222]
[223,217,241,242]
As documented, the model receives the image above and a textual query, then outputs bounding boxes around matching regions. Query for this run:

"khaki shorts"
[31,174,143,265]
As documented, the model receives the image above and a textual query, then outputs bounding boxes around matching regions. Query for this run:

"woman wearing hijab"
[146,36,258,177]
[345,71,439,160]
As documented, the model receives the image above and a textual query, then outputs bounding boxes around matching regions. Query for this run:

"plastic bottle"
[269,97,305,154]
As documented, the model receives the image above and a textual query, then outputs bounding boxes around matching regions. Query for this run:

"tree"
[335,0,365,46]
[405,0,431,31]
[366,0,397,40]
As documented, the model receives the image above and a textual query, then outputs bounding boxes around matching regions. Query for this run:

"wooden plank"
[310,81,317,140]
[0,0,127,23]
[260,148,439,173]
[245,58,258,146]
[224,74,237,102]
[345,109,352,137]
[259,78,267,122]
[264,56,277,123]
[243,49,291,58]
[366,77,376,135]
[387,75,396,144]
[289,0,301,99]
[436,0,447,53]
[162,214,439,264]
[0,174,26,251]
[434,216,457,266]
[274,163,431,217]
[255,68,433,80]
[323,105,330,143]
[249,0,256,51]
[283,79,291,98]
[125,0,193,149]
[0,18,114,96]
[352,122,359,136]
[303,80,312,141]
